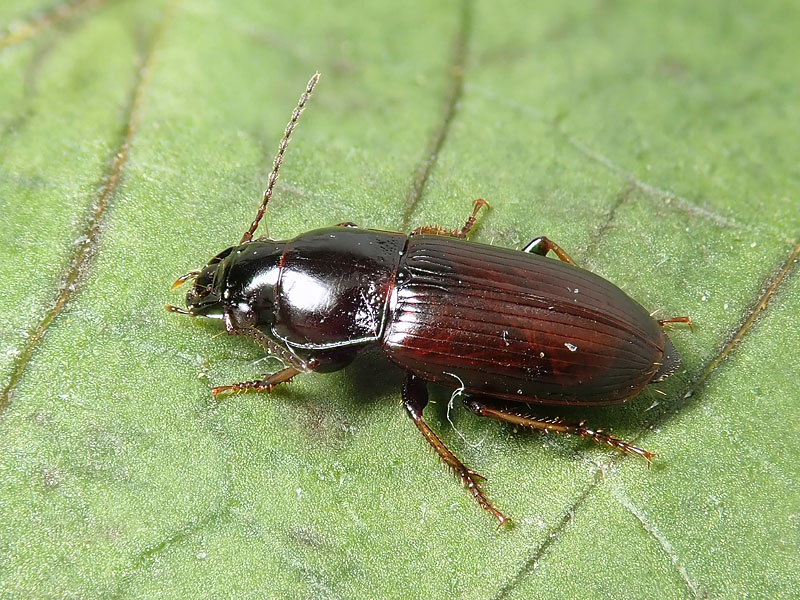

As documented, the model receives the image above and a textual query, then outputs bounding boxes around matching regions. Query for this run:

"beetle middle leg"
[522,236,577,265]
[463,397,654,464]
[402,372,509,526]
[212,366,300,399]
[411,198,489,239]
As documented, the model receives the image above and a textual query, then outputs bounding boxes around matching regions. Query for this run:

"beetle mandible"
[166,73,690,526]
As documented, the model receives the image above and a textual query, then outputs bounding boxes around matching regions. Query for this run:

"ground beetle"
[167,73,690,526]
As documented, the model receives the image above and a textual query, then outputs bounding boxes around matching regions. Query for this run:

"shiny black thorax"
[209,227,407,372]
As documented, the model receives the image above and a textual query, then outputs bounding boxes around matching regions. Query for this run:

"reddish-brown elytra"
[167,73,690,526]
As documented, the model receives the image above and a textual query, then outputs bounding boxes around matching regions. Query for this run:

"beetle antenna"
[241,72,320,244]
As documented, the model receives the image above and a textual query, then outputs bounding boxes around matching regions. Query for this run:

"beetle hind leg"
[463,397,654,464]
[211,366,300,399]
[402,372,510,526]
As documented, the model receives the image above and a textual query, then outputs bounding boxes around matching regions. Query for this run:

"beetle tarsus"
[402,372,510,526]
[658,315,693,331]
[212,366,300,399]
[463,397,653,464]
[411,198,489,240]
[579,424,655,464]
[458,198,489,238]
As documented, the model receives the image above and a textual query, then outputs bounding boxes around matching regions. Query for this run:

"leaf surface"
[1,1,798,598]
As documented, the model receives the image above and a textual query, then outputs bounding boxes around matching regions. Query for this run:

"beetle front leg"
[411,198,489,240]
[463,397,654,464]
[212,366,300,399]
[522,236,577,265]
[402,372,509,526]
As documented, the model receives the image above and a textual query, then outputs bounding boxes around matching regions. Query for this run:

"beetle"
[166,73,690,526]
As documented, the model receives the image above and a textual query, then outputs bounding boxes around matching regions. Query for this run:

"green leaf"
[1,0,798,598]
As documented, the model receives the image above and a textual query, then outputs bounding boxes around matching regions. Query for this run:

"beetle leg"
[222,310,236,334]
[522,236,577,265]
[411,198,489,240]
[463,397,654,464]
[658,316,693,331]
[212,366,300,399]
[335,222,359,228]
[402,372,510,526]
[457,198,489,238]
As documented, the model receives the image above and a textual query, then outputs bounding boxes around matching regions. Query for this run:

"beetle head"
[166,246,234,320]
[184,260,225,317]
[168,242,285,333]
[213,241,284,331]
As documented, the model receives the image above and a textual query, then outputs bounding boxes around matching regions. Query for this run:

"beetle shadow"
[341,350,404,407]
[340,354,664,434]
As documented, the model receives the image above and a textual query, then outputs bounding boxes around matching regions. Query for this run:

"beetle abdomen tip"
[652,335,681,382]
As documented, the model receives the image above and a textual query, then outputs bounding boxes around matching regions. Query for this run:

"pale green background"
[0,0,798,598]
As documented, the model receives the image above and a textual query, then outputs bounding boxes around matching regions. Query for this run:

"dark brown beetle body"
[168,74,688,526]
[180,227,678,401]
[385,234,679,406]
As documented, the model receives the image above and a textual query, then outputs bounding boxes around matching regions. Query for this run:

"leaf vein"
[401,0,473,229]
[577,180,636,266]
[489,474,600,600]
[0,2,171,416]
[113,500,236,599]
[610,487,701,599]
[0,0,113,51]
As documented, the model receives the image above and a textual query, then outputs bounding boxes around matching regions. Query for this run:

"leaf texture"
[0,0,798,598]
